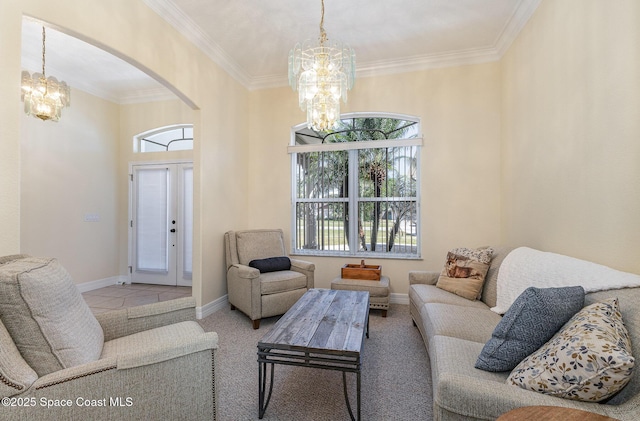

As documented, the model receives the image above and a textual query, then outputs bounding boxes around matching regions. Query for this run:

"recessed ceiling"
[20,0,541,103]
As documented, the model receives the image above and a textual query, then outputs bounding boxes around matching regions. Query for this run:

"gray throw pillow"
[475,286,585,372]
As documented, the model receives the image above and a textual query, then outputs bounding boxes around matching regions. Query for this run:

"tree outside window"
[290,114,421,258]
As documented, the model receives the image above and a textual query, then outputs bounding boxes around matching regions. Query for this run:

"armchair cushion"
[260,271,308,295]
[249,256,291,273]
[0,319,38,398]
[0,257,104,376]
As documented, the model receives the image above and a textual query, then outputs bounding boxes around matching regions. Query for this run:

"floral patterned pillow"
[507,298,634,402]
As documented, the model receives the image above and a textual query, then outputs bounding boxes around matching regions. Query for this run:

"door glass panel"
[136,168,169,272]
[182,167,193,278]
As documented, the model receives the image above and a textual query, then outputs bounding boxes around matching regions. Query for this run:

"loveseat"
[0,255,218,420]
[409,246,640,420]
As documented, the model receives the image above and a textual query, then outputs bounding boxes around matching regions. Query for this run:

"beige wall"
[248,63,503,294]
[0,1,23,256]
[501,0,640,273]
[5,0,639,308]
[21,89,120,284]
[2,0,250,307]
[21,93,196,286]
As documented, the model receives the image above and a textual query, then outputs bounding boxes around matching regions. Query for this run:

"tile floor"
[82,283,192,314]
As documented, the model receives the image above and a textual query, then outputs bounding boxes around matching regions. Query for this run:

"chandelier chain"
[41,27,46,76]
[319,0,327,45]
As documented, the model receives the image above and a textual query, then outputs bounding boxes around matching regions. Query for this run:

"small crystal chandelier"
[21,26,71,122]
[288,0,355,131]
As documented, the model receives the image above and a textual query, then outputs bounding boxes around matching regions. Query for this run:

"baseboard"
[78,277,227,319]
[390,292,409,305]
[75,276,129,293]
[195,292,406,320]
[197,294,228,319]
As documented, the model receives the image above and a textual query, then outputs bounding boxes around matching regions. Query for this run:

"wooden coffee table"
[257,288,370,421]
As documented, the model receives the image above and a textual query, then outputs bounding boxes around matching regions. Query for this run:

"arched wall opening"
[16,9,208,308]
[4,0,252,314]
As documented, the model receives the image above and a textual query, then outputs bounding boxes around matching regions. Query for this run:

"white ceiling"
[20,0,541,104]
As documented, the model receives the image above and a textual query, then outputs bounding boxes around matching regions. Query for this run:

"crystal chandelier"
[21,26,71,122]
[288,0,355,131]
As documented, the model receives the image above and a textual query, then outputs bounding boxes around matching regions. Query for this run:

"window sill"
[290,251,422,261]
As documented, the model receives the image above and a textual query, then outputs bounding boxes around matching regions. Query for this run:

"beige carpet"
[198,303,433,420]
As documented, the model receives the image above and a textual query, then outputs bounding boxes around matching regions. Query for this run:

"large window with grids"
[289,114,421,258]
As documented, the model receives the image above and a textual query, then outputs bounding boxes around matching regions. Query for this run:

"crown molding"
[354,47,502,79]
[145,0,541,91]
[245,46,502,91]
[247,74,290,91]
[142,0,252,87]
[494,0,542,56]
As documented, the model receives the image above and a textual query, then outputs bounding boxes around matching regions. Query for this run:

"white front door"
[130,162,193,286]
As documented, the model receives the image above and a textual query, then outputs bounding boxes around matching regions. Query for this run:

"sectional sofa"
[409,246,640,420]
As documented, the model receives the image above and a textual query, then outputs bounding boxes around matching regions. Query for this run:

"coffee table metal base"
[256,289,370,421]
[257,346,365,421]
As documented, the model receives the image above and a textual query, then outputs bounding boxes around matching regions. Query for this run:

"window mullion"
[348,149,359,254]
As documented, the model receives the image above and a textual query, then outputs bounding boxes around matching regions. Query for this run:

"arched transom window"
[134,124,193,153]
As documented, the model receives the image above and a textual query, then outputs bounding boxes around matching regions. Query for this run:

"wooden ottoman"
[331,275,390,317]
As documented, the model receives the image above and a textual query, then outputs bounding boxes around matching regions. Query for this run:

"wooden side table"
[497,406,619,421]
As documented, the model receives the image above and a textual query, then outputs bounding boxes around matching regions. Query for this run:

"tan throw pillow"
[436,247,493,300]
[507,298,634,402]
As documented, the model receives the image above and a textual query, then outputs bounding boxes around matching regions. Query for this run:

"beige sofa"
[409,246,640,420]
[0,255,218,420]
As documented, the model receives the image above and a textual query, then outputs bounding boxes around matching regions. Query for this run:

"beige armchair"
[224,229,315,329]
[0,255,218,420]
